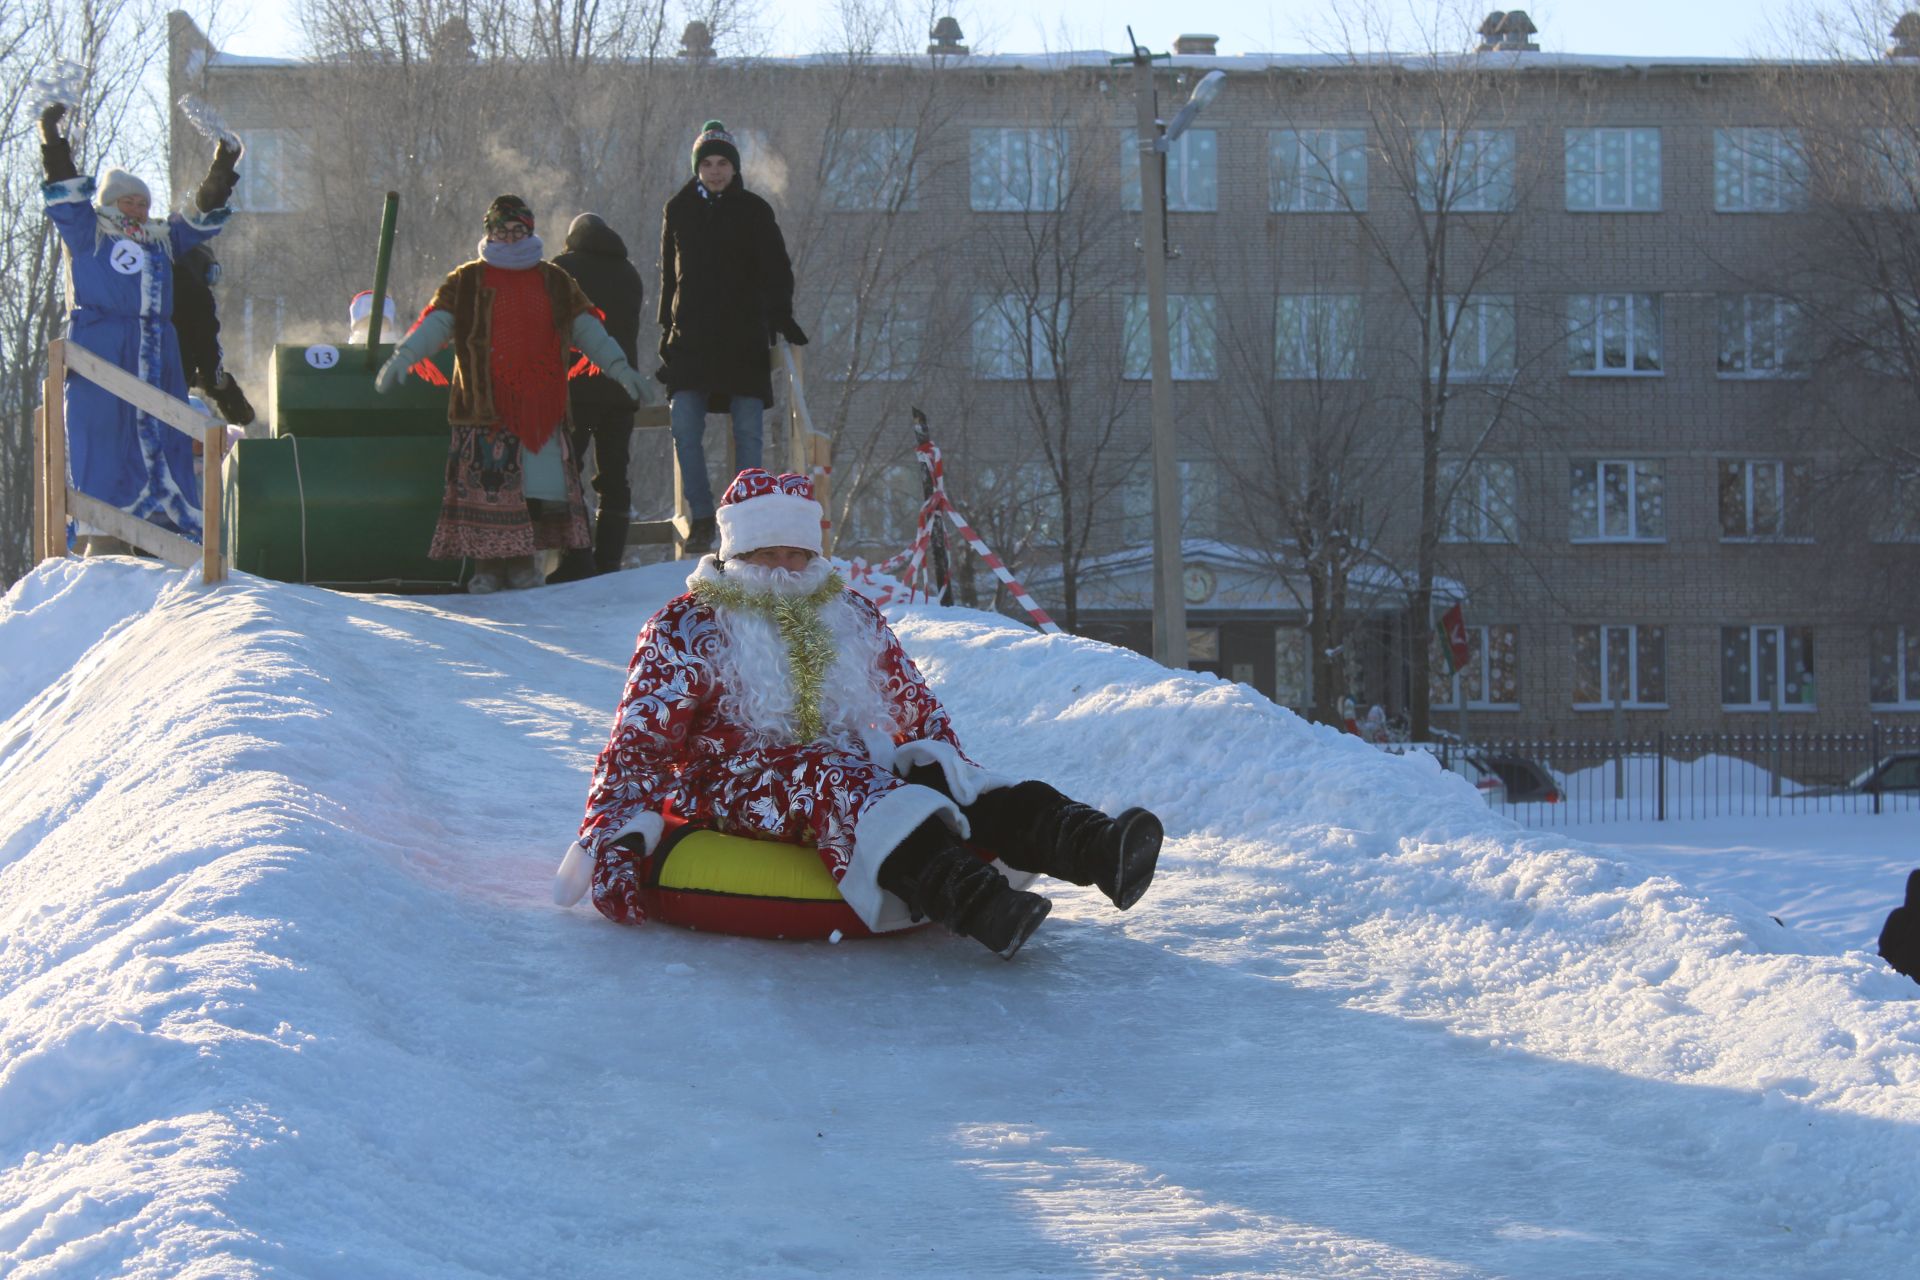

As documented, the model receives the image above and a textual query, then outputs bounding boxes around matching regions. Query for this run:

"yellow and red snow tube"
[637,823,916,941]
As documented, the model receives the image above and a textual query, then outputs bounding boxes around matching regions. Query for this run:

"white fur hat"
[716,468,824,560]
[97,168,150,208]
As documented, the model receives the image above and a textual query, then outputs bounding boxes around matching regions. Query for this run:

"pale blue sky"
[220,0,1813,61]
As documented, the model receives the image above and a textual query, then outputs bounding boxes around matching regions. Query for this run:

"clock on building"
[1182,564,1216,605]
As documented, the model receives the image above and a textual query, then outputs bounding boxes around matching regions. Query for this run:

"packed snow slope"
[2,559,1917,1279]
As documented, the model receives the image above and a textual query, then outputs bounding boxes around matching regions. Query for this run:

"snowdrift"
[1,559,1916,1278]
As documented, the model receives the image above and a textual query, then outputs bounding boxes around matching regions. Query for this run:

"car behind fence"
[1386,725,1920,827]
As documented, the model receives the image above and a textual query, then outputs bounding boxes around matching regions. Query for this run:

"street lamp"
[1120,30,1224,670]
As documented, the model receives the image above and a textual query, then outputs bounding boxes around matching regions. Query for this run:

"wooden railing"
[626,342,832,557]
[32,337,228,583]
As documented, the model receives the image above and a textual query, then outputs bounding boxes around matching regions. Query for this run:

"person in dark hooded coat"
[171,242,255,427]
[657,120,808,545]
[551,212,645,579]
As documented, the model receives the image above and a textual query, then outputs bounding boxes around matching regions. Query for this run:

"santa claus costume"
[556,469,1165,958]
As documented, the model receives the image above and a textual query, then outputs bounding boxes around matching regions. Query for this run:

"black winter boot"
[962,781,1164,912]
[877,820,1052,960]
[592,506,629,574]
[546,547,598,583]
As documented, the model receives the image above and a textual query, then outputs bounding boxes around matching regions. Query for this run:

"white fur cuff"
[837,784,965,934]
[44,175,93,205]
[891,738,1009,805]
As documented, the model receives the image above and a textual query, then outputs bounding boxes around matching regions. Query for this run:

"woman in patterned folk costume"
[376,195,649,593]
[40,103,240,543]
[554,469,1167,959]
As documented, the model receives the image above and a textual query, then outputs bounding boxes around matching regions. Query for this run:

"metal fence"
[1390,724,1920,827]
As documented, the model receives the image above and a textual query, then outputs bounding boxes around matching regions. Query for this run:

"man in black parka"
[658,120,807,547]
[552,212,645,579]
[172,241,255,427]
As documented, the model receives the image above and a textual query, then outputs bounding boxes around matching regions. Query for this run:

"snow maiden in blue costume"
[39,101,241,540]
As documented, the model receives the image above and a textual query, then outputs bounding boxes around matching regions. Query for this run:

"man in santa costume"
[554,468,1164,959]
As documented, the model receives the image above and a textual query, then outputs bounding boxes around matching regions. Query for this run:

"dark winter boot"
[592,506,629,575]
[545,547,598,584]
[877,820,1052,960]
[963,781,1164,911]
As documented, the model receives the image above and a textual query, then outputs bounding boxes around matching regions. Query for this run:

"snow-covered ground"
[2,557,1917,1279]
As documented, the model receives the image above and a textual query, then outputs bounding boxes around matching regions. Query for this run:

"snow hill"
[1,558,1917,1279]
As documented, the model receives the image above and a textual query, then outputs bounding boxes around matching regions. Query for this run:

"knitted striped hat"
[691,119,740,176]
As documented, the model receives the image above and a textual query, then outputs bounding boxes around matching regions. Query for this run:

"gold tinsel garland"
[692,573,846,743]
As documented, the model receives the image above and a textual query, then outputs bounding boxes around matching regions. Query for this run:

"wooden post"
[202,423,225,584]
[43,339,69,560]
[32,404,46,561]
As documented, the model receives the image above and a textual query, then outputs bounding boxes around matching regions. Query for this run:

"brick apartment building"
[166,9,1920,736]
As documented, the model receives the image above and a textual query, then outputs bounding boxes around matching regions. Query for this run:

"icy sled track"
[1,558,1916,1278]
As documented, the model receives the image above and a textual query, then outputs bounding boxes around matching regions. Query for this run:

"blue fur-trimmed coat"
[44,175,229,537]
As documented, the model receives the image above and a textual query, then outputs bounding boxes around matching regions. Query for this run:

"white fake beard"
[709,558,901,750]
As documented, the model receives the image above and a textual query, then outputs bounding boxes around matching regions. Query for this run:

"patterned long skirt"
[428,424,590,560]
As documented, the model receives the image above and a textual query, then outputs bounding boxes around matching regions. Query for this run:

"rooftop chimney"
[679,20,715,59]
[1476,10,1539,53]
[1891,12,1920,58]
[929,16,969,56]
[1173,33,1219,56]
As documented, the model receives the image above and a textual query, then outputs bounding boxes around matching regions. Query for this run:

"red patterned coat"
[569,557,1005,931]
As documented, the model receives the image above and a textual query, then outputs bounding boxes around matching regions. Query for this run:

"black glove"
[195,138,243,212]
[775,317,809,347]
[40,103,77,183]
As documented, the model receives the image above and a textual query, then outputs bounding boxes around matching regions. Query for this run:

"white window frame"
[1871,625,1920,708]
[1432,623,1521,710]
[1436,295,1516,381]
[1274,294,1362,380]
[842,462,926,547]
[1716,294,1805,379]
[1122,128,1218,212]
[1714,128,1807,212]
[1440,457,1519,544]
[1721,624,1817,711]
[235,128,310,213]
[971,294,1068,380]
[819,294,923,382]
[974,460,1062,546]
[969,128,1066,212]
[824,128,919,211]
[1269,128,1368,212]
[1122,460,1219,544]
[1570,459,1665,543]
[1416,129,1515,213]
[1567,293,1664,376]
[1274,627,1311,709]
[1123,294,1218,381]
[1719,458,1811,542]
[1874,473,1920,543]
[1564,127,1662,212]
[1865,128,1920,211]
[1572,623,1668,709]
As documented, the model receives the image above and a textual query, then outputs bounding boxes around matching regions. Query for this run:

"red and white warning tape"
[858,437,1059,634]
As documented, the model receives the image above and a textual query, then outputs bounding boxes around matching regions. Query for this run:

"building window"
[1719,459,1810,541]
[842,463,925,547]
[1122,128,1217,212]
[1721,625,1816,710]
[1440,458,1519,543]
[1122,460,1219,543]
[1269,128,1368,212]
[1714,128,1806,212]
[1274,627,1310,708]
[1865,128,1920,211]
[969,128,1066,211]
[1573,624,1667,707]
[971,294,1067,379]
[973,461,1061,545]
[1567,293,1663,375]
[1123,294,1218,380]
[1570,459,1664,542]
[1873,473,1920,542]
[1432,623,1520,709]
[1871,626,1920,707]
[1437,295,1516,380]
[1717,294,1804,378]
[819,295,922,382]
[235,129,310,212]
[824,128,918,211]
[1275,294,1362,379]
[1565,127,1661,211]
[1416,129,1515,212]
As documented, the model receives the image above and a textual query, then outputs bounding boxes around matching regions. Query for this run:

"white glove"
[553,840,594,907]
[374,353,410,394]
[610,363,648,402]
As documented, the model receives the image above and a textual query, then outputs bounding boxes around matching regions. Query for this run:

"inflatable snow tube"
[632,824,918,941]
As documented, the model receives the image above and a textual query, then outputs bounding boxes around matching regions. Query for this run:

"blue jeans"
[669,390,765,518]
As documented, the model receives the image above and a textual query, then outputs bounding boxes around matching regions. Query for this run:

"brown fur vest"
[427,260,594,427]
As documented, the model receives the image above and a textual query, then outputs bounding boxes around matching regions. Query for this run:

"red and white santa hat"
[716,468,824,560]
[348,290,398,326]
